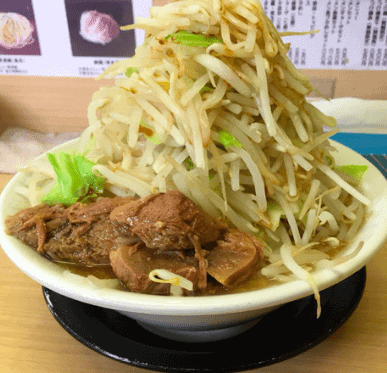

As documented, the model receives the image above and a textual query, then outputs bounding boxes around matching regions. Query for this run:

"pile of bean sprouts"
[19,0,369,316]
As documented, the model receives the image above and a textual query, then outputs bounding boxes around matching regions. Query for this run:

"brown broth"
[55,238,359,296]
[58,261,276,296]
[57,263,128,291]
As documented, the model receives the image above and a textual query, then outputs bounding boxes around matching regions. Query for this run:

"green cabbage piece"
[165,31,223,47]
[140,120,164,145]
[326,154,368,186]
[184,157,195,170]
[200,85,213,93]
[218,130,243,149]
[325,155,334,167]
[267,199,306,231]
[335,165,368,186]
[125,67,138,78]
[41,152,105,206]
[267,200,284,231]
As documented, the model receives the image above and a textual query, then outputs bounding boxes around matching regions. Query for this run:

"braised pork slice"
[110,191,226,250]
[5,203,67,249]
[4,197,137,266]
[109,243,199,295]
[206,229,264,287]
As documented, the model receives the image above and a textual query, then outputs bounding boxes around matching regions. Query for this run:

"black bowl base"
[42,266,366,372]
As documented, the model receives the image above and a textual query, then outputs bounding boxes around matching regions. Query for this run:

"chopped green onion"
[165,31,223,47]
[218,130,243,149]
[41,152,105,206]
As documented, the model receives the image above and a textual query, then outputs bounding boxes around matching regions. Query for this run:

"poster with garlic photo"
[1,0,387,76]
[0,0,151,76]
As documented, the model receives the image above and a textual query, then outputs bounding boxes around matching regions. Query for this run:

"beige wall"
[0,76,102,134]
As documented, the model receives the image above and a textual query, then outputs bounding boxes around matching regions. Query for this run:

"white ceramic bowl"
[1,139,387,342]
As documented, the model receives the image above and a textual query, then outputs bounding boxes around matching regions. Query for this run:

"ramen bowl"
[1,139,387,342]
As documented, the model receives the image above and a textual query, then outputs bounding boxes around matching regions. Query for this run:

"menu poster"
[0,0,151,77]
[263,0,387,70]
[1,0,387,76]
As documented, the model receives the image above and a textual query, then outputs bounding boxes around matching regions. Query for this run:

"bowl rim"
[1,139,387,316]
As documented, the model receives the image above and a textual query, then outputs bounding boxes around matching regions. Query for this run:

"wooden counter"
[0,172,387,373]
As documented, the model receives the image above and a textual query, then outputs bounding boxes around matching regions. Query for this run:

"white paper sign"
[0,0,152,77]
[262,0,387,70]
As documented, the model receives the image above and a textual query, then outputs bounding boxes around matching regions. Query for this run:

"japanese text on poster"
[0,0,386,76]
[0,0,151,77]
[263,0,387,69]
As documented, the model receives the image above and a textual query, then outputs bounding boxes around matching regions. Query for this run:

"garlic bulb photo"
[79,10,120,45]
